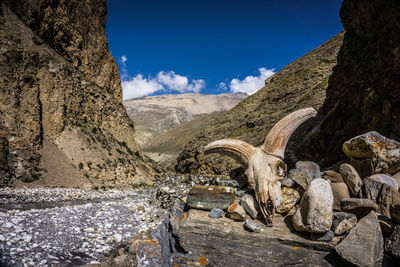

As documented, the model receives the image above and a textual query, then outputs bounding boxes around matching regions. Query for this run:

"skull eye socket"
[277,161,287,179]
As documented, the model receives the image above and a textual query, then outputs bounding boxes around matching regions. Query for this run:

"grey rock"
[292,178,333,233]
[330,182,350,211]
[335,211,384,267]
[295,161,321,179]
[208,208,224,219]
[288,169,312,190]
[226,203,247,221]
[369,173,399,190]
[243,219,263,233]
[343,131,400,174]
[310,230,334,242]
[186,185,235,211]
[236,189,248,197]
[339,163,362,196]
[361,175,400,218]
[281,178,295,188]
[392,171,400,190]
[322,171,344,183]
[340,198,379,219]
[240,194,258,219]
[385,225,400,259]
[331,212,357,235]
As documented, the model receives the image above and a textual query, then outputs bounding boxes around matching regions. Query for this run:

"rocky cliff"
[299,0,400,167]
[176,32,344,175]
[0,0,156,187]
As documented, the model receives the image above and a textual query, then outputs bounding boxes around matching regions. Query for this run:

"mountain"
[298,0,400,166]
[0,0,157,188]
[176,32,344,175]
[123,93,247,147]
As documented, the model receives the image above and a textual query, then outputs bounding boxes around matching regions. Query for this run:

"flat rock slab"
[340,198,378,219]
[335,211,384,267]
[186,185,235,211]
[173,209,342,266]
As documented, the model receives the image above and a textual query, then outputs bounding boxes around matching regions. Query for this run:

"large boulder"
[343,131,400,175]
[335,211,384,266]
[292,178,333,233]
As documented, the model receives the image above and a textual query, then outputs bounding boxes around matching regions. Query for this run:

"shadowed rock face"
[300,0,400,166]
[0,0,155,187]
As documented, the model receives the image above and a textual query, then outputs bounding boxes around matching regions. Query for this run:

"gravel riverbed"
[0,187,167,266]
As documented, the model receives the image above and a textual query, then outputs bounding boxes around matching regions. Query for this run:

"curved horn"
[204,139,256,167]
[261,107,317,159]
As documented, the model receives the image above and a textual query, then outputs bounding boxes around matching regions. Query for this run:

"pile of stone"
[183,131,400,266]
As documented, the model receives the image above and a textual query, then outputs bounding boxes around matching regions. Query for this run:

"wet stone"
[295,161,321,179]
[208,208,224,219]
[240,194,258,219]
[331,212,357,235]
[310,230,334,242]
[340,198,379,219]
[243,219,263,233]
[186,185,235,211]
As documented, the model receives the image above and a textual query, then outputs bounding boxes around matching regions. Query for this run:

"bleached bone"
[204,108,317,226]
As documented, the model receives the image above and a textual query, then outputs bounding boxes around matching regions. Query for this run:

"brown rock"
[340,198,379,220]
[350,158,374,179]
[322,171,344,183]
[288,169,312,190]
[330,183,350,211]
[276,187,300,214]
[390,203,400,224]
[339,163,362,196]
[226,203,247,221]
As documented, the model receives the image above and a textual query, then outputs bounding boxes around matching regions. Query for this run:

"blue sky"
[106,0,343,100]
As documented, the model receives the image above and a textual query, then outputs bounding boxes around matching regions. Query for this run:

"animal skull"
[204,108,317,226]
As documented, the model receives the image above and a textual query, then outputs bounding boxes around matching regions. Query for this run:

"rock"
[385,225,400,259]
[113,254,128,266]
[240,194,258,219]
[368,173,399,190]
[350,158,374,179]
[335,211,383,267]
[339,163,362,196]
[322,171,344,183]
[378,215,394,237]
[331,212,357,235]
[288,169,312,190]
[343,131,400,174]
[330,182,350,210]
[390,203,400,224]
[310,230,334,242]
[243,219,263,233]
[186,185,235,211]
[295,161,321,179]
[340,198,379,219]
[276,187,300,214]
[361,175,400,218]
[281,178,295,188]
[226,203,247,221]
[236,189,248,197]
[208,208,224,219]
[292,178,333,233]
[392,171,400,190]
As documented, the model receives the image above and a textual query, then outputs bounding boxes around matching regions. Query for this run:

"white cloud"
[229,67,275,95]
[121,55,127,65]
[121,71,206,100]
[218,82,227,91]
[122,74,163,100]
